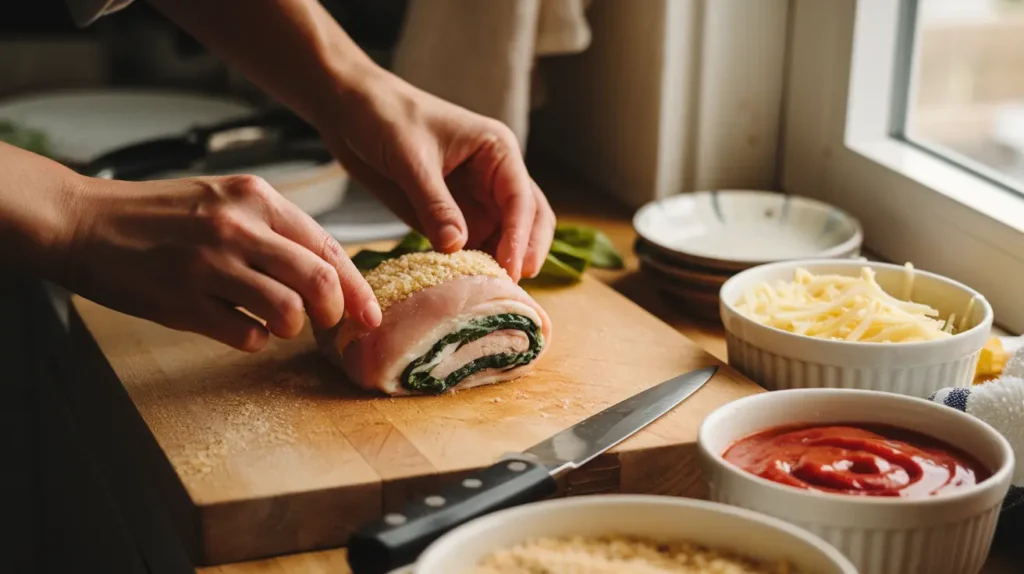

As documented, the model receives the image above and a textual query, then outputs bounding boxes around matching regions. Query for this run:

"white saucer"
[632,190,863,271]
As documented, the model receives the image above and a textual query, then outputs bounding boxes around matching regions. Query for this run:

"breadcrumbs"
[364,250,507,311]
[471,535,797,574]
[323,250,509,353]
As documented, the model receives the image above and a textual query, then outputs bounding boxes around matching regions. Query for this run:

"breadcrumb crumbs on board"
[364,250,508,311]
[170,393,301,479]
[471,535,798,574]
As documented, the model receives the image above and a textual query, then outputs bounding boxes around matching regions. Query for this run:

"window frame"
[781,0,1024,333]
[892,0,1024,198]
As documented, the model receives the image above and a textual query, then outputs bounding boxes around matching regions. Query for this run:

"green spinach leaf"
[0,120,52,157]
[351,223,624,285]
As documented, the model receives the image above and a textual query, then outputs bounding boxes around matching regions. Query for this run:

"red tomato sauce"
[722,424,991,498]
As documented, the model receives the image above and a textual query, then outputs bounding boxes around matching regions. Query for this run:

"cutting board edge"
[195,478,383,567]
[67,304,206,565]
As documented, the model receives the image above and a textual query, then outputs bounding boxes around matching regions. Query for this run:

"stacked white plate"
[632,190,864,322]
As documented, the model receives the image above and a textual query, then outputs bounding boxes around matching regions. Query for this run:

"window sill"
[847,137,1024,251]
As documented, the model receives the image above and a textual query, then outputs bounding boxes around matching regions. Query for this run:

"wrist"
[308,54,393,127]
[0,143,89,281]
[27,173,90,285]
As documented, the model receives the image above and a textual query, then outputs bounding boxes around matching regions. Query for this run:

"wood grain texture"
[71,259,760,566]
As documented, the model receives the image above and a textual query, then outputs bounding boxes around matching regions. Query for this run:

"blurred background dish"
[0,88,411,244]
[632,190,863,272]
[632,190,863,324]
[634,237,731,289]
[0,88,349,218]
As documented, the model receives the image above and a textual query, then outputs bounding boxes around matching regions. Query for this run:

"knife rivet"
[462,478,483,489]
[507,461,528,472]
[425,496,446,507]
[384,513,407,526]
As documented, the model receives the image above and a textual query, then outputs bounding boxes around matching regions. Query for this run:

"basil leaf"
[351,231,433,271]
[351,249,399,271]
[589,230,625,269]
[553,225,624,269]
[549,238,593,268]
[533,253,585,283]
[350,224,624,283]
[395,231,432,252]
[0,119,52,157]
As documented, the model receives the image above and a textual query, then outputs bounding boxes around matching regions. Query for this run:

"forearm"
[0,143,82,280]
[147,0,382,126]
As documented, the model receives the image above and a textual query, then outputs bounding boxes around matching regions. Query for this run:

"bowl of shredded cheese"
[719,260,993,397]
[396,495,856,574]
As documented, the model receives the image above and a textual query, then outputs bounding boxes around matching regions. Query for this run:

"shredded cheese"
[734,266,974,343]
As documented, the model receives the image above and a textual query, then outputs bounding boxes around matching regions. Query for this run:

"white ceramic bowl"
[698,388,1015,574]
[393,495,857,573]
[633,190,863,271]
[271,161,349,218]
[719,259,994,397]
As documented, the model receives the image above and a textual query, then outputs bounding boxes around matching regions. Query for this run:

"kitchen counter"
[191,163,1020,574]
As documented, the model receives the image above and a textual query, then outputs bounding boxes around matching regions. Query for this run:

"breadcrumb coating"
[365,250,508,311]
[317,250,510,355]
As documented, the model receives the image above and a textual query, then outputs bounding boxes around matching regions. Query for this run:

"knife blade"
[346,365,717,574]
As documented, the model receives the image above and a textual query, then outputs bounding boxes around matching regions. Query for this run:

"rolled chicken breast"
[314,250,552,396]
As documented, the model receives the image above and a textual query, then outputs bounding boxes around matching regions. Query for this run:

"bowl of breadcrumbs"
[389,495,856,574]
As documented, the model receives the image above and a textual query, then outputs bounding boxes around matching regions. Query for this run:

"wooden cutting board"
[69,274,762,567]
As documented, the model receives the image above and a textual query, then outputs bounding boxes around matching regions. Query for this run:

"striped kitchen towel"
[929,347,1024,513]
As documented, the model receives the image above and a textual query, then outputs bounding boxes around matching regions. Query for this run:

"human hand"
[316,70,556,282]
[59,174,381,352]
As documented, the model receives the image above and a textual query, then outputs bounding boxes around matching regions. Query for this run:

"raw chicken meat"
[314,251,552,396]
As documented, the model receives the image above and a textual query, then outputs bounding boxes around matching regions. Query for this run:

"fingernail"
[437,224,463,251]
[361,302,382,328]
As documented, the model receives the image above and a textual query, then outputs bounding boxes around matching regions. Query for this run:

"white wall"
[530,0,789,208]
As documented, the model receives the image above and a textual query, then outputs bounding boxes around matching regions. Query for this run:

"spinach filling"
[400,313,543,394]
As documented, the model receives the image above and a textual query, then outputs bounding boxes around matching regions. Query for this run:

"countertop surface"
[173,162,1018,573]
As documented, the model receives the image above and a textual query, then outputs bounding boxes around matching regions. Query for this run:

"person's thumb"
[396,155,467,253]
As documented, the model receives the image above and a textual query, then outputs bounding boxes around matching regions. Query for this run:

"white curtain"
[391,0,592,147]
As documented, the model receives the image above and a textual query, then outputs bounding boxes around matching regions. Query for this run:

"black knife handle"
[347,456,557,574]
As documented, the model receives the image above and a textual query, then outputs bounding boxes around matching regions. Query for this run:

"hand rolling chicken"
[314,250,552,396]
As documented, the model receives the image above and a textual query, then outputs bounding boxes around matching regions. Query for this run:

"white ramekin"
[719,259,994,398]
[391,494,856,574]
[698,388,1015,574]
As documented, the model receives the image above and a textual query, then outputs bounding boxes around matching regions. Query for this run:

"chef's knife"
[346,365,718,574]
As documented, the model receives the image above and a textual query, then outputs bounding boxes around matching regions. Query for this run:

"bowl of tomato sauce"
[698,388,1014,574]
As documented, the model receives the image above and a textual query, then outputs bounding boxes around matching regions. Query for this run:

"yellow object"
[734,265,966,343]
[974,336,1007,384]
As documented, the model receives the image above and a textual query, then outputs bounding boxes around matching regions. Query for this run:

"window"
[781,0,1024,334]
[900,0,1024,194]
